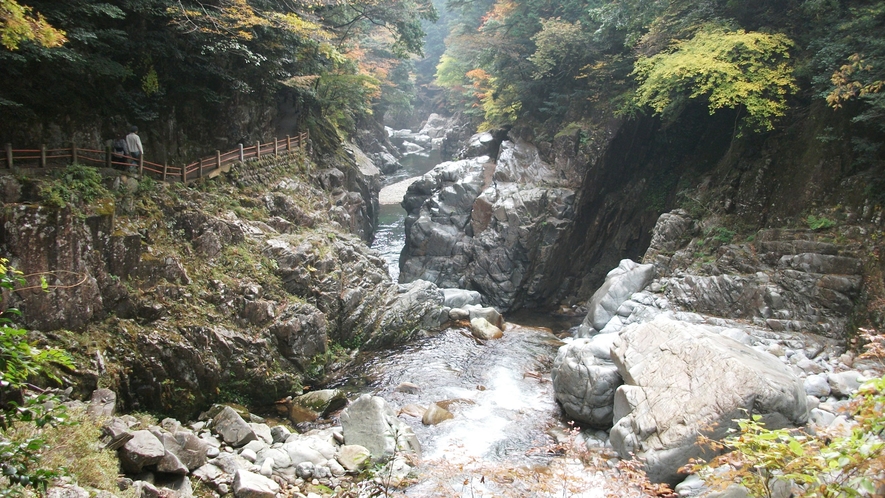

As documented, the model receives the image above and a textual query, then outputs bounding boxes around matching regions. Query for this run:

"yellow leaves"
[268,12,332,41]
[631,26,797,132]
[168,0,269,41]
[0,0,66,50]
[827,53,884,109]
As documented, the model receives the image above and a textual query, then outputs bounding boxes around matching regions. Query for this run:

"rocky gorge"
[0,105,883,498]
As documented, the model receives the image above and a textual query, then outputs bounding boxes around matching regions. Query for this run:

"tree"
[0,258,73,496]
[630,26,797,133]
[0,0,65,50]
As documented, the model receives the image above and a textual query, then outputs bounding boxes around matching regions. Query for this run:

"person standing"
[125,126,144,166]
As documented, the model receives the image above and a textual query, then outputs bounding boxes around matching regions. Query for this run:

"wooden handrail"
[0,130,310,184]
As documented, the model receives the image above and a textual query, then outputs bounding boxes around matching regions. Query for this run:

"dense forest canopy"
[0,0,436,157]
[1,0,883,164]
[430,0,884,157]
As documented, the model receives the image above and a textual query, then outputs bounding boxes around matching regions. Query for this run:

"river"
[355,142,608,496]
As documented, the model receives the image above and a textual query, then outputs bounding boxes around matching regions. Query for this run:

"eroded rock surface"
[609,317,809,485]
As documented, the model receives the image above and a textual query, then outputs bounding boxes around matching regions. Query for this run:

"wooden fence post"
[106,146,112,169]
[286,135,291,152]
[198,158,204,179]
[256,140,261,159]
[138,154,144,176]
[239,143,244,162]
[182,164,187,183]
[216,150,221,172]
[40,145,46,168]
[71,142,78,165]
[162,162,168,182]
[5,143,11,169]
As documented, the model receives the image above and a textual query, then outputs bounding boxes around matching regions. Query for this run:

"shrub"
[807,214,837,231]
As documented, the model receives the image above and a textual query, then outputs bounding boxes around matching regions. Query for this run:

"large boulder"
[212,406,258,448]
[551,334,623,428]
[609,317,809,485]
[576,259,655,336]
[118,430,166,474]
[339,394,421,461]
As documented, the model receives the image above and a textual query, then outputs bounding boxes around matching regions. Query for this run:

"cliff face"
[0,148,446,419]
[397,101,884,328]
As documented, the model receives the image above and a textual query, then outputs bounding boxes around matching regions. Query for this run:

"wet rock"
[609,317,809,485]
[470,317,503,340]
[552,335,623,428]
[339,394,421,461]
[422,403,454,425]
[395,382,420,394]
[232,469,279,498]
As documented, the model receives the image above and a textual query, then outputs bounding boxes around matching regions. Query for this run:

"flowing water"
[373,150,441,280]
[359,139,605,496]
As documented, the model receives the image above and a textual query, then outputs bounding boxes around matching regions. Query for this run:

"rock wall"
[399,100,883,315]
[0,144,445,418]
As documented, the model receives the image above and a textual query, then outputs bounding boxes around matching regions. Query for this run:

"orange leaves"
[827,53,885,109]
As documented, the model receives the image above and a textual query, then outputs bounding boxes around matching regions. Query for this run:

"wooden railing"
[1,131,309,184]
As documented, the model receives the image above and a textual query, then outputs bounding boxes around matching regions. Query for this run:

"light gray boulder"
[339,394,421,461]
[551,335,623,428]
[827,370,863,398]
[118,430,166,474]
[610,317,809,485]
[804,373,831,398]
[577,260,655,337]
[442,288,483,308]
[232,469,279,498]
[212,407,257,448]
[283,435,337,466]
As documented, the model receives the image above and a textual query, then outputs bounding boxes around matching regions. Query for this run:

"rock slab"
[609,317,809,485]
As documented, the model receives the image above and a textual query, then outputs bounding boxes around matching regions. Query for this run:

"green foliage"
[710,226,736,244]
[807,214,837,231]
[0,0,66,50]
[37,165,111,210]
[693,374,885,497]
[0,258,74,496]
[631,26,798,133]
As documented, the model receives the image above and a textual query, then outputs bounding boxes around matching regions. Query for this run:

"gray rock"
[828,371,863,398]
[442,288,483,308]
[551,337,623,428]
[160,476,194,498]
[395,382,420,394]
[810,408,837,427]
[339,394,421,461]
[609,317,808,485]
[240,448,257,463]
[86,389,117,419]
[297,461,316,479]
[119,430,166,474]
[213,407,258,448]
[804,374,831,398]
[46,484,90,498]
[577,260,655,336]
[466,306,504,329]
[232,469,279,498]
